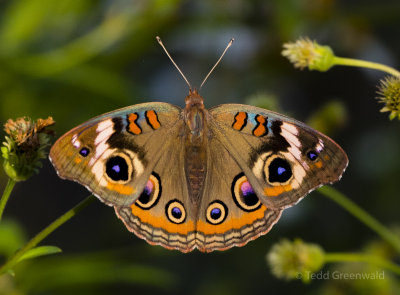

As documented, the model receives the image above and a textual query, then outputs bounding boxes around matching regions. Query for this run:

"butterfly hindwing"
[115,125,283,252]
[195,135,283,252]
[115,131,198,252]
[210,104,348,210]
[50,102,182,207]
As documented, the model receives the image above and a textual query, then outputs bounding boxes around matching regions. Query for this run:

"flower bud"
[2,117,54,181]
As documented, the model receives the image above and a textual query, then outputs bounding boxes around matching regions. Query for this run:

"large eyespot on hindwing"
[135,172,161,210]
[166,200,186,224]
[206,201,228,225]
[105,153,133,183]
[266,156,293,184]
[232,173,261,212]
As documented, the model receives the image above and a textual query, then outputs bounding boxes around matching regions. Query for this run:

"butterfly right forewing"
[50,102,182,207]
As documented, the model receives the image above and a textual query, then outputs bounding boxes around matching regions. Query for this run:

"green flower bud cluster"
[1,117,54,181]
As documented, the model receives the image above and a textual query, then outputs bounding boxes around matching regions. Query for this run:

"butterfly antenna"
[199,38,234,90]
[156,36,192,90]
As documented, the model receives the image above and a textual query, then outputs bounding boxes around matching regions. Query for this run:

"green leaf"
[17,246,62,263]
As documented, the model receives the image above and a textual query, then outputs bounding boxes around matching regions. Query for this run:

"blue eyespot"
[112,165,120,173]
[268,157,292,183]
[105,155,129,181]
[240,180,259,207]
[307,150,318,161]
[172,207,182,218]
[136,173,161,210]
[210,208,222,219]
[277,167,286,175]
[206,201,227,225]
[232,173,261,212]
[166,200,186,224]
[79,147,90,157]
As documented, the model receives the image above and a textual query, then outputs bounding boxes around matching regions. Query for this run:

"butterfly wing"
[50,102,182,207]
[115,131,198,252]
[194,134,283,252]
[115,122,283,253]
[209,104,348,210]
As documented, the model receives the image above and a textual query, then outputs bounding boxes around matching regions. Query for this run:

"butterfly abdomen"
[184,138,207,206]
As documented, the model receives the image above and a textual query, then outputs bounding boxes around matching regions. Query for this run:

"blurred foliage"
[0,0,400,294]
[307,100,347,135]
[1,249,177,295]
[0,220,26,258]
[318,263,400,295]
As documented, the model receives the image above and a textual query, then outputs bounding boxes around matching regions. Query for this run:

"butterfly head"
[185,89,204,106]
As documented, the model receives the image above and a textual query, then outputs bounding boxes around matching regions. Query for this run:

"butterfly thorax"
[183,89,208,206]
[184,89,206,143]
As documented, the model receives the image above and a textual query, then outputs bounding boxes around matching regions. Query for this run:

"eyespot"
[267,157,292,183]
[232,173,261,212]
[79,147,90,157]
[166,200,186,224]
[307,150,318,161]
[206,201,228,225]
[135,172,161,209]
[105,153,132,183]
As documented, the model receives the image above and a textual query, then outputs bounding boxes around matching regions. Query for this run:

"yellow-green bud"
[377,75,400,120]
[282,37,336,72]
[266,239,325,283]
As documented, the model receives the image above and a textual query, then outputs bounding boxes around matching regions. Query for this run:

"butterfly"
[49,37,348,253]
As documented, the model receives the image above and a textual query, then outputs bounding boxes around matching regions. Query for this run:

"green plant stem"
[0,178,17,221]
[325,252,400,275]
[318,186,400,254]
[0,194,96,275]
[333,56,400,77]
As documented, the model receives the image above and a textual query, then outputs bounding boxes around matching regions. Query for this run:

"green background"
[1,0,400,294]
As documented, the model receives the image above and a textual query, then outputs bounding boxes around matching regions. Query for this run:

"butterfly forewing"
[209,104,348,210]
[50,102,182,207]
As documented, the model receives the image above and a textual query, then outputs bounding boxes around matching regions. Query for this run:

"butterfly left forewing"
[50,102,182,207]
[210,104,348,210]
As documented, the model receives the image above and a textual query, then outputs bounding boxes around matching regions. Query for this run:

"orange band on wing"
[130,204,195,234]
[252,115,268,137]
[264,184,293,197]
[145,110,161,130]
[310,160,323,169]
[232,112,248,131]
[127,113,142,135]
[196,205,267,234]
[107,182,134,195]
